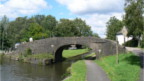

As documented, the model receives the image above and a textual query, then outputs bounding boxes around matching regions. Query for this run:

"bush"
[123,38,138,47]
[24,48,32,57]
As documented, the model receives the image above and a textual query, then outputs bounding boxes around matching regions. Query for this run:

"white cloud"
[0,0,50,19]
[56,0,124,14]
[56,0,124,38]
[80,13,124,38]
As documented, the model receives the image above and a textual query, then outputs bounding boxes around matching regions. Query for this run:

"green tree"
[42,15,57,37]
[21,23,49,41]
[55,18,93,37]
[73,18,92,36]
[33,15,45,25]
[92,33,100,38]
[0,16,9,50]
[106,16,123,40]
[124,0,144,46]
[7,17,28,45]
[55,19,77,37]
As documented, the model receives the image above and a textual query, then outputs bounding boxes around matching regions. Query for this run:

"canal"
[0,49,92,81]
[0,57,71,81]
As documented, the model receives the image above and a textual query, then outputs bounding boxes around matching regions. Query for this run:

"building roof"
[117,26,128,36]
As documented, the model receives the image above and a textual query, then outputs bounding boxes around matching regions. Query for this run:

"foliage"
[20,23,48,41]
[63,60,86,81]
[32,15,45,25]
[7,17,28,45]
[0,16,10,50]
[73,18,92,36]
[55,19,76,37]
[42,15,57,37]
[0,53,4,59]
[106,16,123,40]
[55,18,93,37]
[1,15,95,50]
[95,53,141,81]
[0,54,4,64]
[23,48,32,57]
[123,38,138,47]
[62,49,89,58]
[92,33,100,38]
[124,0,143,41]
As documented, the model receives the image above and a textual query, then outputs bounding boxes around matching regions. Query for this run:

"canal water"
[0,57,72,81]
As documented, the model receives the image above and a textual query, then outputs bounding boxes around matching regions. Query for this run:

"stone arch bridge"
[14,37,125,62]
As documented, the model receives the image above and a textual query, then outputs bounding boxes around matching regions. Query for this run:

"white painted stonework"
[117,35,132,45]
[29,37,33,42]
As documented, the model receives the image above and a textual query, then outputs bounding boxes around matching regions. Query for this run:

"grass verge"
[63,60,86,81]
[85,53,96,58]
[0,54,3,58]
[95,53,141,81]
[26,53,54,59]
[0,54,4,63]
[63,49,89,58]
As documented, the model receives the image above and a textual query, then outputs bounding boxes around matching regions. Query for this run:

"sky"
[0,0,125,38]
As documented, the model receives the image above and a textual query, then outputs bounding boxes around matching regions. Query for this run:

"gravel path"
[85,60,110,81]
[126,47,144,81]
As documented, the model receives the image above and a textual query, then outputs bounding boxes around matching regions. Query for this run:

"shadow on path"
[139,53,144,81]
[124,55,141,67]
[126,47,144,81]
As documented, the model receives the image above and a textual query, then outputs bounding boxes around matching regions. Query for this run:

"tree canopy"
[106,16,123,40]
[0,16,9,50]
[124,0,144,47]
[124,0,143,38]
[0,15,99,50]
[55,18,92,37]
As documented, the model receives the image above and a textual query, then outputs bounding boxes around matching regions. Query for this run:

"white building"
[116,26,132,45]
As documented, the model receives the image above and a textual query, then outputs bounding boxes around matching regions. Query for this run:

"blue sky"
[0,0,125,38]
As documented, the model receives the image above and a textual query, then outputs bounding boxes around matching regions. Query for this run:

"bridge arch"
[54,44,91,62]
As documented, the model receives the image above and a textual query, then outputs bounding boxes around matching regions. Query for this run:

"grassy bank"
[17,53,54,65]
[0,54,3,62]
[0,54,4,63]
[95,53,141,81]
[0,54,3,57]
[63,49,89,58]
[5,51,54,65]
[63,60,86,81]
[21,53,54,60]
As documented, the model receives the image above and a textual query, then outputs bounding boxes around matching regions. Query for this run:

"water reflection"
[0,58,71,81]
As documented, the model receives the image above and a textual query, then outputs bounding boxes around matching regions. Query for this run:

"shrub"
[123,38,138,47]
[24,48,32,57]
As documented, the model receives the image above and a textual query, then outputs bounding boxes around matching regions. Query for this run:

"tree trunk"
[138,35,141,47]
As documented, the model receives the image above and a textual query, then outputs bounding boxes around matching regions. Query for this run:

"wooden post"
[116,36,119,64]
